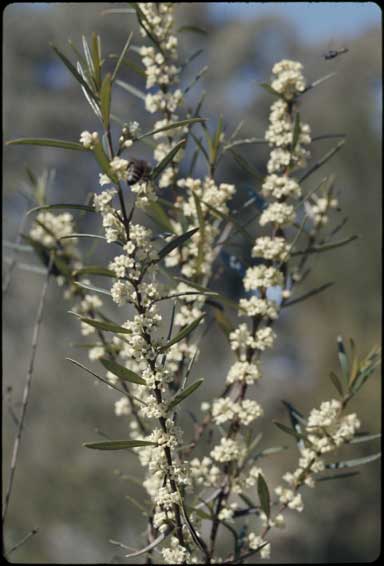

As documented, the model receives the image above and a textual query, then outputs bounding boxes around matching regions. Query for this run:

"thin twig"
[3,254,53,522]
[2,213,29,294]
[3,527,39,559]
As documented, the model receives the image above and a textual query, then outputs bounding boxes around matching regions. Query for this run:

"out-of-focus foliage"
[3,3,380,563]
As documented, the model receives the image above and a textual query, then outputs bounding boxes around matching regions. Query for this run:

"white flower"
[261,175,301,199]
[211,438,245,463]
[226,361,261,385]
[243,265,284,291]
[259,202,296,227]
[115,397,130,416]
[79,130,99,149]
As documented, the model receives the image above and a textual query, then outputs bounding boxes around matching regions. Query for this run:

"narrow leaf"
[116,79,146,100]
[259,82,281,97]
[329,371,344,396]
[168,379,204,410]
[66,357,126,395]
[337,336,349,384]
[257,474,271,518]
[159,315,205,352]
[100,73,112,129]
[111,32,134,83]
[326,452,381,470]
[138,118,204,140]
[74,266,116,277]
[6,138,86,151]
[74,281,112,296]
[74,315,132,334]
[84,440,156,450]
[299,140,345,184]
[273,421,304,440]
[27,203,95,217]
[99,358,146,385]
[317,471,360,482]
[230,148,263,180]
[158,227,199,261]
[151,139,186,180]
[291,112,301,152]
[145,201,176,233]
[50,43,98,102]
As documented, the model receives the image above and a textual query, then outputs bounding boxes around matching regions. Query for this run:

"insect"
[127,159,152,185]
[323,47,349,60]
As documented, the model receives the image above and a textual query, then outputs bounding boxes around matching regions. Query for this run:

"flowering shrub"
[5,3,380,563]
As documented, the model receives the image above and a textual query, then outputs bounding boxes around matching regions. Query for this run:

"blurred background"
[3,2,381,563]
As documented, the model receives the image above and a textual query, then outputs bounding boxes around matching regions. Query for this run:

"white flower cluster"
[162,536,190,565]
[29,211,77,252]
[243,265,284,291]
[305,194,339,229]
[274,399,361,514]
[139,3,183,189]
[229,324,276,360]
[211,397,263,425]
[265,61,311,174]
[79,130,99,149]
[271,60,306,100]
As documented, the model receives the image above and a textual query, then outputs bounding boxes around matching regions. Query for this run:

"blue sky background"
[207,2,381,43]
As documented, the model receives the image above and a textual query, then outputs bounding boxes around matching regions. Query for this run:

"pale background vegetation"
[3,3,381,563]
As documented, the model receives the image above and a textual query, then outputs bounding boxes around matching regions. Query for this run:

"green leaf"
[99,358,146,385]
[213,309,235,338]
[151,139,186,180]
[82,35,96,87]
[192,193,205,276]
[100,73,112,129]
[91,33,102,89]
[212,114,223,162]
[317,471,360,482]
[145,201,176,233]
[50,43,99,103]
[326,452,381,470]
[116,79,146,100]
[59,233,109,242]
[190,132,209,163]
[337,336,349,385]
[158,227,199,261]
[257,474,271,518]
[200,198,254,242]
[75,266,116,277]
[229,148,263,180]
[73,315,132,334]
[111,32,134,83]
[299,140,345,184]
[168,379,204,410]
[349,432,381,445]
[329,371,344,396]
[26,203,95,216]
[178,25,207,35]
[303,72,336,94]
[138,118,205,140]
[6,138,87,151]
[273,421,304,440]
[84,440,156,450]
[259,82,281,97]
[159,314,205,352]
[93,141,115,180]
[291,112,301,152]
[74,281,112,296]
[66,357,126,396]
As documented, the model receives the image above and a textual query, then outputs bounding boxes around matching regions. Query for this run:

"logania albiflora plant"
[5,3,380,564]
